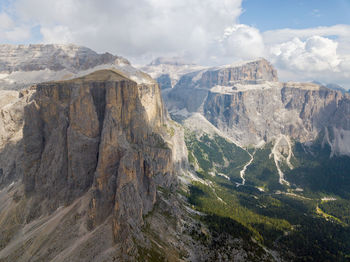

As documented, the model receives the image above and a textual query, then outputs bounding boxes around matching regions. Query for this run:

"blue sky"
[240,0,350,31]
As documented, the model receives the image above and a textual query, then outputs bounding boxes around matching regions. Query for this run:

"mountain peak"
[0,43,129,74]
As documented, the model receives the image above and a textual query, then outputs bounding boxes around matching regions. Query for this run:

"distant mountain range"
[0,44,350,262]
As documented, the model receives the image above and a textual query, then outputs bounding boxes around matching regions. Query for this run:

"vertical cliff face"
[165,59,350,155]
[165,59,279,112]
[22,69,173,243]
[203,83,348,146]
[0,89,34,187]
[175,58,278,90]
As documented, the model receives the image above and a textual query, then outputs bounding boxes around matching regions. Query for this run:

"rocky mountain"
[165,58,350,261]
[0,64,193,261]
[141,57,205,90]
[165,58,350,156]
[325,83,348,94]
[1,45,350,261]
[0,44,156,90]
[0,44,129,73]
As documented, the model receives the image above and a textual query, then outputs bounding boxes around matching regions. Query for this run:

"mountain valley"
[0,44,350,261]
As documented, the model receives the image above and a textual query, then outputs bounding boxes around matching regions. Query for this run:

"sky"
[0,0,350,88]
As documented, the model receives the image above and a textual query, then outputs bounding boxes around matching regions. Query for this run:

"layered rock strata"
[166,59,350,155]
[22,69,174,243]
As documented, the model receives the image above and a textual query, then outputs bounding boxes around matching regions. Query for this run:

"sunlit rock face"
[165,58,350,156]
[21,69,174,242]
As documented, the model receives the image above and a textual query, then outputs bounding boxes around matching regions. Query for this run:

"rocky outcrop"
[0,89,34,187]
[156,74,173,89]
[165,59,278,112]
[166,59,350,155]
[175,58,278,90]
[0,64,192,261]
[21,69,174,245]
[203,83,347,145]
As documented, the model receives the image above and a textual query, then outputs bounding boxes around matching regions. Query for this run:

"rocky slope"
[0,66,277,262]
[0,68,191,261]
[165,59,350,156]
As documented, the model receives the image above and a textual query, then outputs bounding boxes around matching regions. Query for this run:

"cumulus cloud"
[263,25,350,54]
[219,24,265,62]
[41,25,73,44]
[264,26,350,88]
[0,12,14,29]
[13,0,243,64]
[270,36,340,72]
[1,0,350,88]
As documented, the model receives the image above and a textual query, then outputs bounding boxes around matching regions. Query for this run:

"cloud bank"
[13,0,243,64]
[0,0,350,88]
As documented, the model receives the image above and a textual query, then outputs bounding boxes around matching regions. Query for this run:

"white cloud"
[219,24,265,62]
[0,12,31,42]
[263,25,350,54]
[1,0,350,88]
[3,26,31,41]
[263,25,350,88]
[270,36,340,72]
[41,25,73,44]
[0,13,14,29]
[14,0,243,64]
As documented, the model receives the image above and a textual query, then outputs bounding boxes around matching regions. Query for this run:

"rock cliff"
[165,59,278,112]
[22,69,174,240]
[166,59,350,156]
[0,89,34,187]
[0,68,187,261]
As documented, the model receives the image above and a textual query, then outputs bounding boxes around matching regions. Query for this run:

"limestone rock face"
[165,59,278,112]
[22,69,173,242]
[203,83,347,146]
[175,58,278,90]
[166,59,350,155]
[156,74,173,89]
[0,89,34,187]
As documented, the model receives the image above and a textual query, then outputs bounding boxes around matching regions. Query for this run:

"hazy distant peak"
[148,57,195,66]
[0,43,130,73]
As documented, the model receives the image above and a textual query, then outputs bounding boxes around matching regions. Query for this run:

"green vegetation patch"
[285,141,350,199]
[184,130,350,261]
[185,131,250,181]
[244,143,285,192]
